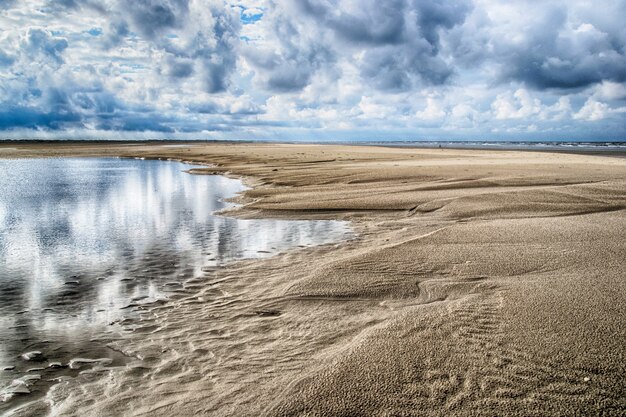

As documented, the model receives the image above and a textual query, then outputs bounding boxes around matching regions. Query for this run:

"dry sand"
[2,142,626,416]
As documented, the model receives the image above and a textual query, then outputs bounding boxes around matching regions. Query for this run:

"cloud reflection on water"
[0,157,350,395]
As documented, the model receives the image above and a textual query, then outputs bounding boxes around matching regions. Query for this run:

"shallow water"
[0,157,351,409]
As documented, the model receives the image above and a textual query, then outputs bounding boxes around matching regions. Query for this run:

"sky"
[0,0,625,141]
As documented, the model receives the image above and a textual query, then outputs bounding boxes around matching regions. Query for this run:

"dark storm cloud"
[0,107,81,130]
[103,19,130,47]
[499,9,626,90]
[24,29,69,65]
[273,0,625,92]
[359,43,452,90]
[244,13,335,92]
[50,0,80,8]
[252,0,473,92]
[123,0,190,40]
[354,0,471,89]
[0,91,175,133]
[199,10,240,93]
[43,0,107,14]
[42,0,190,39]
[162,55,195,78]
[302,0,407,45]
[414,0,472,49]
[299,0,471,48]
[97,113,175,132]
[441,3,626,91]
[71,89,125,114]
[119,1,241,93]
[41,0,240,93]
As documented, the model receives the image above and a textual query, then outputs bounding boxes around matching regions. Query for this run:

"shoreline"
[2,143,626,416]
[2,139,626,160]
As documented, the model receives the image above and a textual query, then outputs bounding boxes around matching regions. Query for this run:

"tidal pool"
[0,157,351,409]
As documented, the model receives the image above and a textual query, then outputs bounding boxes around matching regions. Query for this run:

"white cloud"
[574,99,608,121]
[541,97,572,121]
[357,96,395,119]
[491,89,541,120]
[415,97,447,121]
[595,81,626,101]
[574,98,626,121]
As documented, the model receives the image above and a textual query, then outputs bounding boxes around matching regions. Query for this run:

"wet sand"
[2,142,626,416]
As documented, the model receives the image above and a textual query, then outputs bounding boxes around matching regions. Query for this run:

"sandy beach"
[2,142,626,416]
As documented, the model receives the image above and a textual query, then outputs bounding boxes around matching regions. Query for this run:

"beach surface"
[2,142,626,416]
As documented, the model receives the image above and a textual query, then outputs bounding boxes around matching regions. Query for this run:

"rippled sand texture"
[4,143,626,416]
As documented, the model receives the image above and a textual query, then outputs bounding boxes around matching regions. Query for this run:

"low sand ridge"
[3,143,625,416]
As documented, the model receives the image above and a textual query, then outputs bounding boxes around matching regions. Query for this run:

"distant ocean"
[344,141,626,154]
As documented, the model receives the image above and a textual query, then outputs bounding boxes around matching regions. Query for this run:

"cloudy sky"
[1,0,625,141]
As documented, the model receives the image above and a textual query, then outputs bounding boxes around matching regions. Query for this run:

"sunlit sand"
[2,142,624,416]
